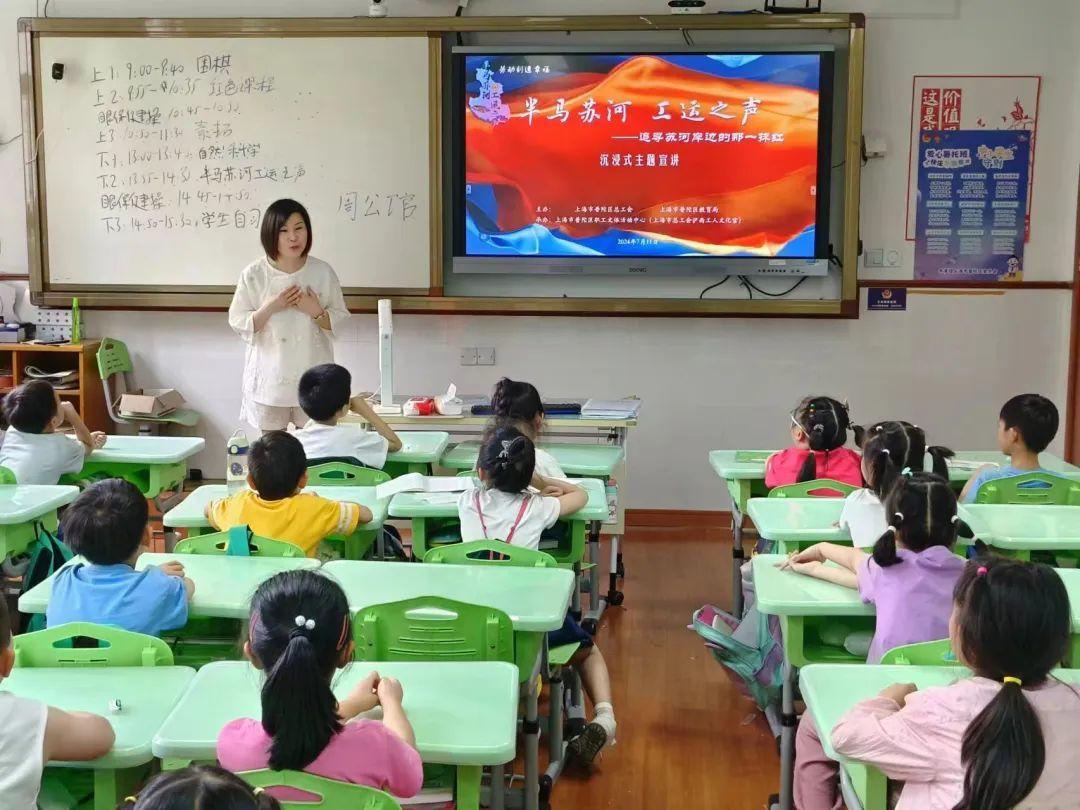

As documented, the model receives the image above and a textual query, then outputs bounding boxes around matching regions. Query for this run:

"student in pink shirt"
[832,557,1080,810]
[765,397,862,489]
[785,472,965,809]
[217,570,423,802]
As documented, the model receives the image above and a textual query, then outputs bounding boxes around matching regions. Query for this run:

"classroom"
[0,0,1079,808]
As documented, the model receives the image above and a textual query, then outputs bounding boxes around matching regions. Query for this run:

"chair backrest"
[239,770,402,809]
[879,638,957,666]
[13,621,174,667]
[354,595,514,664]
[423,539,558,568]
[768,478,858,499]
[173,525,305,557]
[0,466,16,485]
[306,461,391,487]
[96,337,134,380]
[973,472,1080,505]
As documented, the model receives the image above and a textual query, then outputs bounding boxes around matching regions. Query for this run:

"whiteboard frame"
[19,14,864,318]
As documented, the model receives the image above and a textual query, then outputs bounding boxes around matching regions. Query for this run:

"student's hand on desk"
[294,287,325,318]
[376,676,404,706]
[158,560,186,578]
[542,482,579,498]
[344,671,382,715]
[90,432,107,449]
[879,682,918,707]
[789,545,826,565]
[781,559,823,577]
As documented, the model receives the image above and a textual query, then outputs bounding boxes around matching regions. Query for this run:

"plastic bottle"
[226,429,249,493]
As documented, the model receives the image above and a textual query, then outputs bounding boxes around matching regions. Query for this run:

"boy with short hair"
[47,478,193,636]
[961,393,1060,503]
[207,431,371,557]
[0,380,106,485]
[0,596,115,808]
[293,363,402,468]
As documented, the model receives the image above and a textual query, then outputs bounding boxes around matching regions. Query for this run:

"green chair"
[239,770,401,809]
[97,337,200,435]
[973,472,1080,505]
[307,461,391,487]
[354,595,515,664]
[768,478,857,499]
[0,466,15,484]
[879,638,957,666]
[13,622,174,667]
[173,525,305,558]
[423,539,555,568]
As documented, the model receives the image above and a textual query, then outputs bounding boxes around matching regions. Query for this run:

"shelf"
[56,388,82,396]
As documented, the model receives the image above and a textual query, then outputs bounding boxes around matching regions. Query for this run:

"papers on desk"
[375,472,476,500]
[949,459,1000,471]
[581,398,641,419]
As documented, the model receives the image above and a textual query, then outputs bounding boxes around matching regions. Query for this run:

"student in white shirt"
[228,199,350,433]
[488,377,573,484]
[293,363,401,468]
[457,426,617,766]
[842,421,954,547]
[0,595,114,810]
[0,381,105,485]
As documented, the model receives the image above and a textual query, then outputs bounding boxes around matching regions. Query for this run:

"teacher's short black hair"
[3,379,58,434]
[61,478,149,565]
[260,199,312,260]
[250,431,307,500]
[299,363,352,422]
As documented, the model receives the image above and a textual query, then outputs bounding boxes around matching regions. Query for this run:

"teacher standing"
[228,199,350,432]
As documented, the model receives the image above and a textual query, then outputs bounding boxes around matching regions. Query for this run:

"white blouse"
[228,255,350,424]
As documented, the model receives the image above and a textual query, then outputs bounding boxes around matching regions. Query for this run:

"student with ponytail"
[831,557,1080,809]
[765,396,862,489]
[788,472,967,810]
[853,419,954,479]
[488,377,576,489]
[125,765,283,810]
[217,570,423,801]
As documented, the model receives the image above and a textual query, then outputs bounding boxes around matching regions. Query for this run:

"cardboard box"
[118,388,185,418]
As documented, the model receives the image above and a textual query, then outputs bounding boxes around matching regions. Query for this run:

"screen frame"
[450,46,836,271]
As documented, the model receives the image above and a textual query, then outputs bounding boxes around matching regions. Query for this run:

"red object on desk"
[405,397,436,416]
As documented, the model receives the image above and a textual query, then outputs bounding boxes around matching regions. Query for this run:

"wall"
[1,0,1078,510]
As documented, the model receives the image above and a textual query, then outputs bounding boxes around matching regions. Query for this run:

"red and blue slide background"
[462,53,826,259]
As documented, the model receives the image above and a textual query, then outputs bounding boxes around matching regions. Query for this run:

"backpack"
[17,521,74,633]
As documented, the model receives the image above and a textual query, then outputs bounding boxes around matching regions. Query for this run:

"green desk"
[440,441,624,478]
[746,497,849,555]
[19,552,320,620]
[152,660,518,810]
[383,431,451,477]
[959,503,1080,560]
[64,436,206,499]
[4,665,196,810]
[162,484,389,559]
[0,484,79,562]
[946,451,1080,483]
[753,553,873,810]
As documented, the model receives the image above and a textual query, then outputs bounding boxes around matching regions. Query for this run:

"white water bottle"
[226,429,249,493]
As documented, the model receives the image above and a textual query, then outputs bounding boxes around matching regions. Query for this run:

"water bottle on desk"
[226,429,249,493]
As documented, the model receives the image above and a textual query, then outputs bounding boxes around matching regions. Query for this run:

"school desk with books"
[382,431,451,476]
[440,441,624,478]
[0,484,79,562]
[799,664,1080,810]
[4,665,196,810]
[19,553,320,620]
[162,484,390,559]
[62,435,205,499]
[151,660,518,810]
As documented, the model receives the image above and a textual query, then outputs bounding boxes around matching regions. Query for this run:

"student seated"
[207,431,371,558]
[960,393,1059,503]
[0,380,105,485]
[217,570,423,801]
[0,595,115,809]
[489,377,569,482]
[765,396,862,489]
[47,479,193,636]
[293,363,401,469]
[125,764,282,809]
[457,426,617,765]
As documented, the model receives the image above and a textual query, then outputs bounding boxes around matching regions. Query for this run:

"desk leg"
[732,504,745,617]
[524,676,541,810]
[456,765,482,810]
[489,763,506,810]
[779,657,796,810]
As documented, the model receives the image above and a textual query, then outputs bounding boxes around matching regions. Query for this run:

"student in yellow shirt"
[206,431,370,557]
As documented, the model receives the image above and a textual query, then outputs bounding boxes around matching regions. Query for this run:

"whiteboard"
[37,35,433,291]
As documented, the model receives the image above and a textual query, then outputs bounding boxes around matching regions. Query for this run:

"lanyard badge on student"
[474,489,531,545]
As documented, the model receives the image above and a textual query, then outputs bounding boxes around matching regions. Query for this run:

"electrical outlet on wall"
[459,347,478,366]
[477,347,496,366]
[864,248,884,268]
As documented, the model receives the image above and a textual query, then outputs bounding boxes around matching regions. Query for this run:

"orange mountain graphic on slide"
[465,55,821,254]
